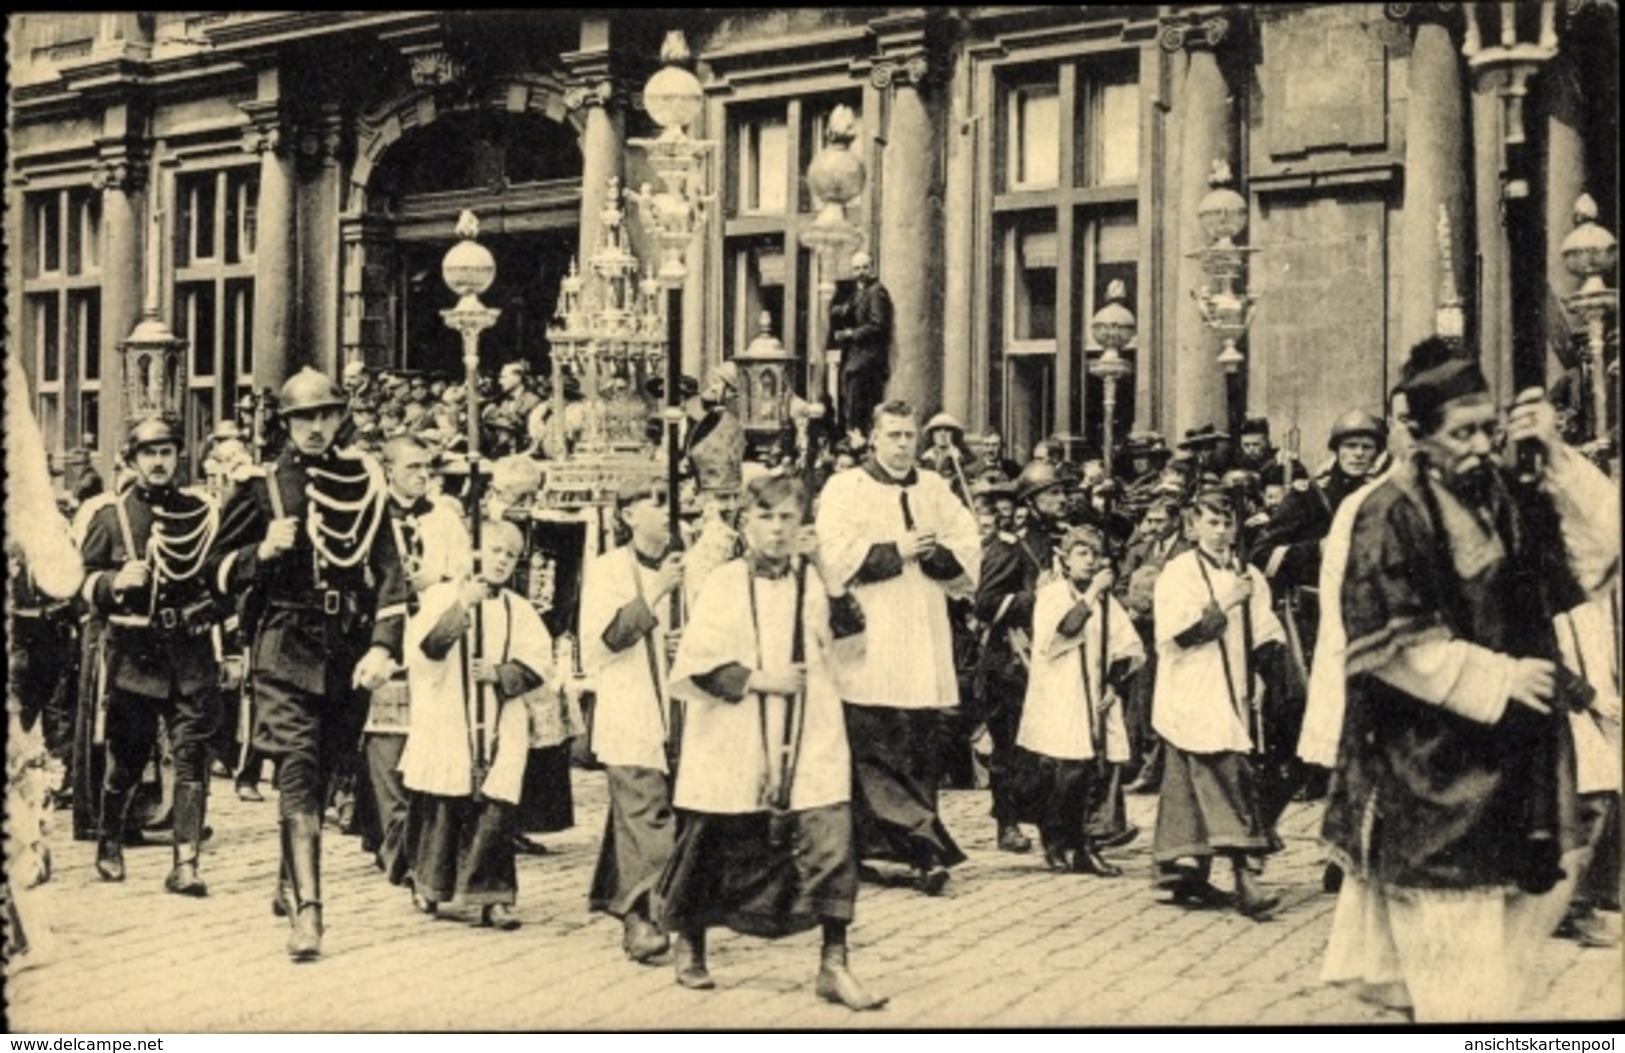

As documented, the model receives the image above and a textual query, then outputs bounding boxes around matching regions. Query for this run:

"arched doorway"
[344,82,586,381]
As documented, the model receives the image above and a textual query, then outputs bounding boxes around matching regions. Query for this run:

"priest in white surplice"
[816,400,981,894]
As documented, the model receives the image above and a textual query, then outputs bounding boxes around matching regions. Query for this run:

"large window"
[992,57,1141,458]
[22,187,101,456]
[174,168,258,457]
[721,92,864,386]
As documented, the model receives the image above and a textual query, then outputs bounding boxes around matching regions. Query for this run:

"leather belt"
[12,605,69,619]
[109,605,213,635]
[267,590,361,617]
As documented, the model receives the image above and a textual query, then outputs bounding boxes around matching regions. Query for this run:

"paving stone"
[7,770,1619,1030]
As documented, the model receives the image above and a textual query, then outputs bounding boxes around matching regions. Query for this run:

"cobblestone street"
[8,769,1620,1032]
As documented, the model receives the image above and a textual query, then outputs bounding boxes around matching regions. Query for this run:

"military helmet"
[1326,409,1387,451]
[278,367,348,417]
[924,412,964,435]
[124,416,183,460]
[1014,459,1063,502]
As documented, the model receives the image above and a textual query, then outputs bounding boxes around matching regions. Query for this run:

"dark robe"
[1322,460,1586,894]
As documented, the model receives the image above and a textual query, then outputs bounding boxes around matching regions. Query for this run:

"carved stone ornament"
[1383,3,1461,27]
[1159,11,1233,52]
[91,153,147,193]
[242,121,283,156]
[870,54,930,90]
[409,48,466,88]
[563,79,614,112]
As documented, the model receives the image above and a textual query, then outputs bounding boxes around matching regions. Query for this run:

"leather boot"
[164,782,208,897]
[623,911,670,964]
[285,811,324,961]
[816,943,888,1011]
[272,826,294,919]
[1042,844,1072,873]
[1072,837,1123,878]
[95,788,133,882]
[673,928,715,990]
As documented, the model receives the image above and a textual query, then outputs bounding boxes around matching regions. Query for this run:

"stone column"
[242,76,296,389]
[564,18,624,275]
[1470,67,1512,401]
[93,134,147,479]
[1394,10,1469,353]
[873,48,941,415]
[296,106,345,376]
[1163,12,1242,439]
[1544,45,1588,378]
[941,29,974,425]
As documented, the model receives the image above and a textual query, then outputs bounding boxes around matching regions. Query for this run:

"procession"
[5,7,1621,1032]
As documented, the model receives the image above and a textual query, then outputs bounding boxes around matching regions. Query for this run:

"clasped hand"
[898,530,938,561]
[750,664,807,696]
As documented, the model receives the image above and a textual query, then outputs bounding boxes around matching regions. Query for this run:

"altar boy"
[1015,525,1145,875]
[400,519,553,929]
[657,474,886,1011]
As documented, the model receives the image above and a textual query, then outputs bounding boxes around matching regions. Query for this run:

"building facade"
[8,7,1618,480]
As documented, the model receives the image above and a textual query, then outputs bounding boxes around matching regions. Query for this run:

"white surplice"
[579,544,675,771]
[1151,548,1284,754]
[668,560,858,814]
[1017,579,1144,762]
[815,465,981,709]
[400,582,553,804]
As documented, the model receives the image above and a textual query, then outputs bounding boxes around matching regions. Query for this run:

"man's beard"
[1444,459,1498,509]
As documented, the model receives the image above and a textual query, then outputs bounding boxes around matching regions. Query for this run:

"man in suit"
[829,251,894,442]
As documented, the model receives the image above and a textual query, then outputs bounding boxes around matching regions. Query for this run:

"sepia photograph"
[4,5,1621,1033]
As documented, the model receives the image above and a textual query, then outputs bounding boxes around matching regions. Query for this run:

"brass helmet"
[1326,409,1387,451]
[924,411,964,436]
[1014,458,1063,503]
[277,367,348,417]
[124,415,182,462]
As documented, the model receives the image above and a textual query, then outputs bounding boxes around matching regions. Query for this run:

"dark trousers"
[251,669,368,821]
[12,613,77,760]
[985,690,1025,825]
[840,364,888,437]
[363,733,411,877]
[104,685,219,795]
[1031,753,1096,853]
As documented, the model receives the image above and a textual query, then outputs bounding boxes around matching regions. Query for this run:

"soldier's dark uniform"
[1248,409,1387,821]
[79,420,222,895]
[973,466,1063,853]
[204,368,409,961]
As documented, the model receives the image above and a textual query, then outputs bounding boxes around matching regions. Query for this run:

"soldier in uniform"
[1248,409,1387,821]
[971,461,1067,854]
[79,417,223,897]
[205,367,411,961]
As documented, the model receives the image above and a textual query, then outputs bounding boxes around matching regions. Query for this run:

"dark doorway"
[397,231,578,383]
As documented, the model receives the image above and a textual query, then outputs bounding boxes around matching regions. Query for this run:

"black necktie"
[900,490,915,532]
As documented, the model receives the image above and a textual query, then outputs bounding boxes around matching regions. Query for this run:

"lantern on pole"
[441,209,501,794]
[1089,280,1136,480]
[799,104,868,416]
[1561,193,1618,465]
[628,29,715,554]
[1187,160,1260,435]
